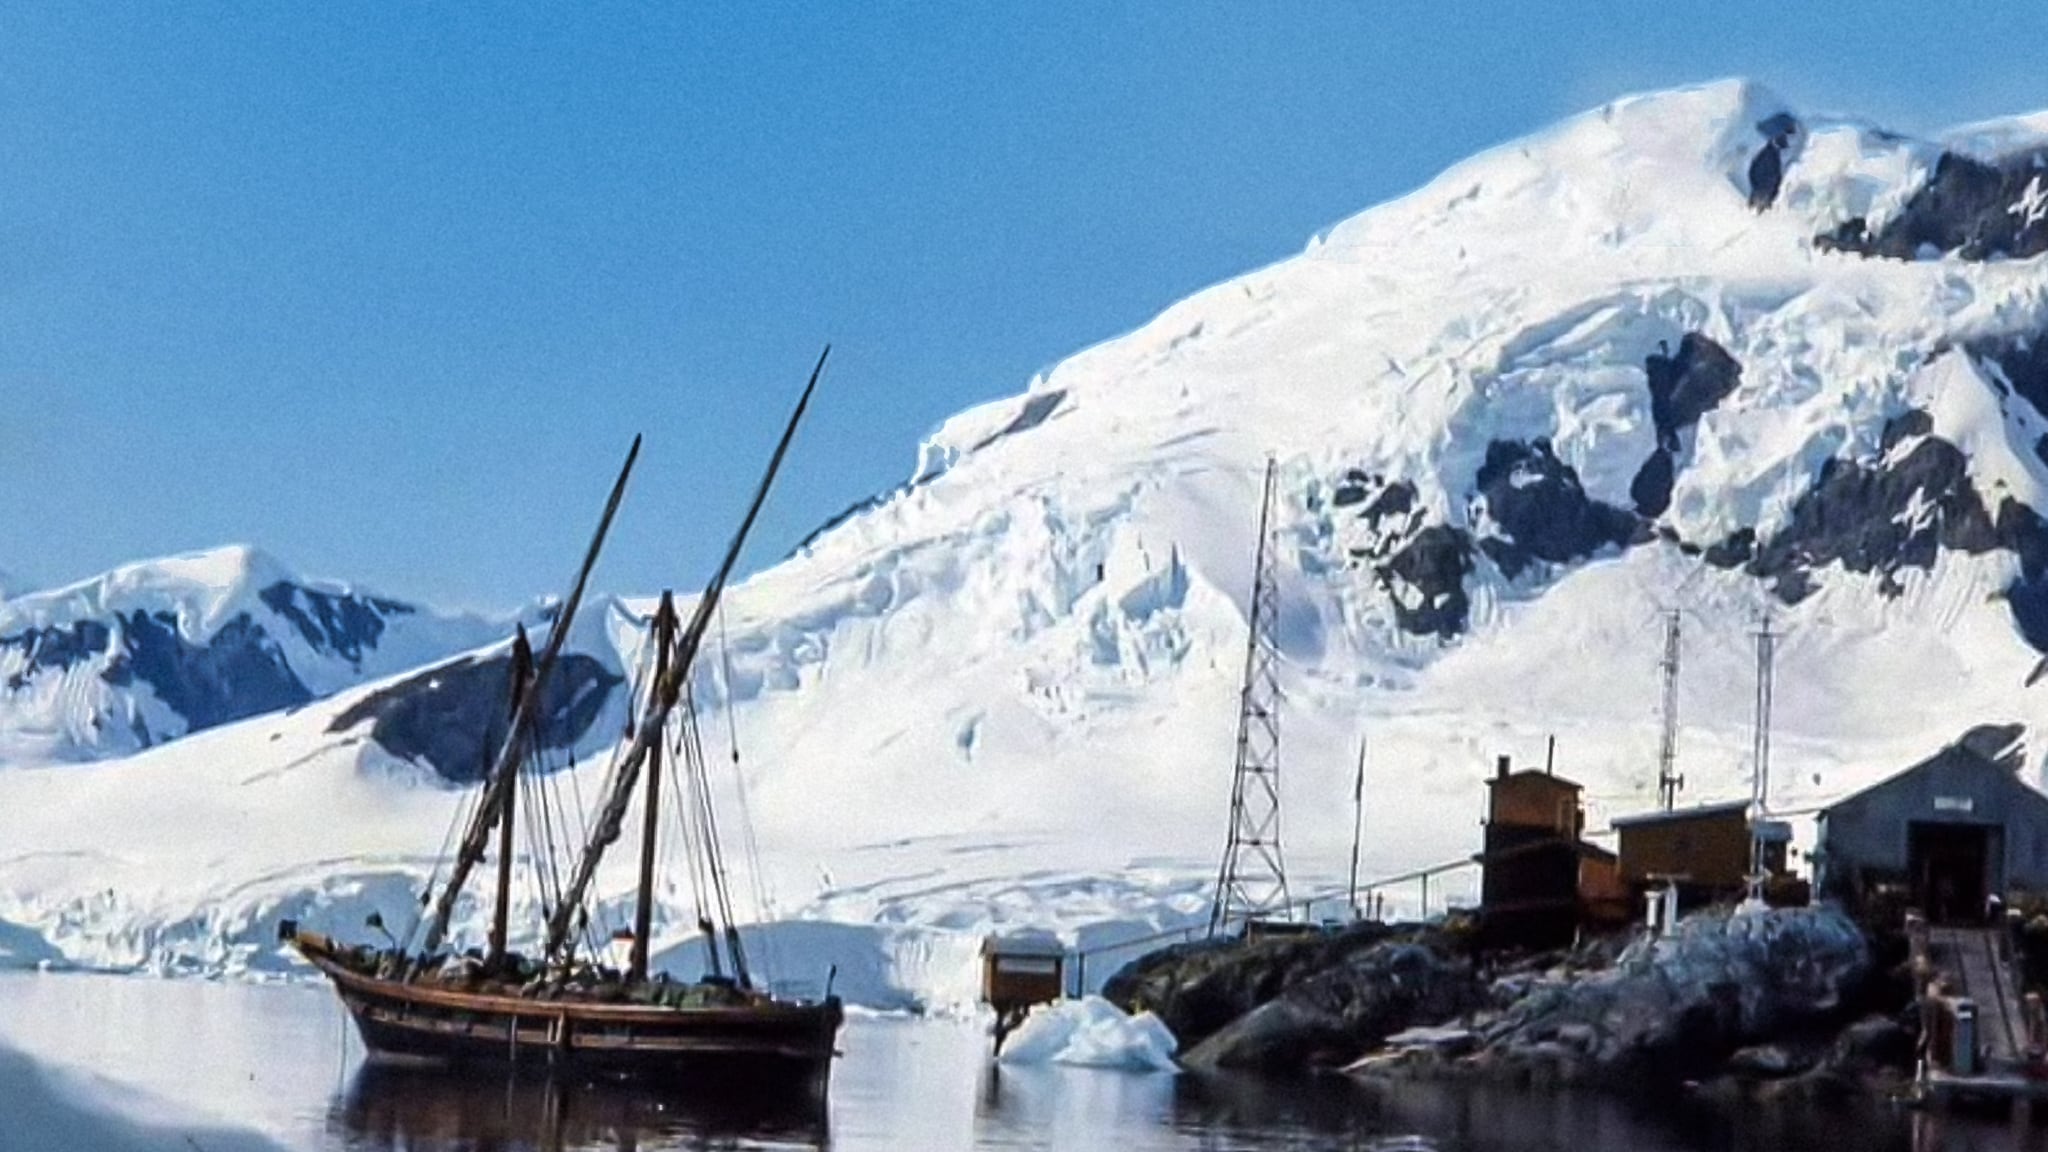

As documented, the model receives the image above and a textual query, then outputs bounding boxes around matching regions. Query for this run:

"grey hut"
[1814,730,2048,922]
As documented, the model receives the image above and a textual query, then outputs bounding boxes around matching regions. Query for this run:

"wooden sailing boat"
[282,350,842,1089]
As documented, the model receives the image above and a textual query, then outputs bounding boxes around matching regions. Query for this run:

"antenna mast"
[1656,609,1683,810]
[1208,458,1292,937]
[1744,610,1779,907]
[1348,735,1366,922]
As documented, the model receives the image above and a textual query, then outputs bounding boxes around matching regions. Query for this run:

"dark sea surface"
[0,970,2035,1151]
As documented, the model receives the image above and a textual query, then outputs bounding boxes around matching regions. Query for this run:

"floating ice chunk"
[996,995,1178,1072]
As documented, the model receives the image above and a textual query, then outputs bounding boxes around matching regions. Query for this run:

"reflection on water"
[331,1062,829,1152]
[0,972,2038,1152]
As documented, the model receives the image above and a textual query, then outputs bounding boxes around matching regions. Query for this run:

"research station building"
[1814,738,2048,923]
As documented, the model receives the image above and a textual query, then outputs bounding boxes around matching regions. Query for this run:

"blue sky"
[2,3,2042,610]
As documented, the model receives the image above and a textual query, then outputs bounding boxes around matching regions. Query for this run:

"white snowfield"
[0,543,511,764]
[5,79,2048,1013]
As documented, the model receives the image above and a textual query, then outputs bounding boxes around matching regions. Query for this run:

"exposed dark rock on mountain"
[1702,527,1756,569]
[105,612,314,731]
[328,649,620,783]
[1817,148,2048,262]
[972,390,1067,451]
[1,621,112,689]
[1629,449,1676,520]
[1631,333,1745,518]
[1972,331,2048,423]
[1472,439,1639,580]
[257,581,413,665]
[1328,470,1471,641]
[1646,334,1744,452]
[1746,416,2048,609]
[1377,525,1474,639]
[1746,115,1797,211]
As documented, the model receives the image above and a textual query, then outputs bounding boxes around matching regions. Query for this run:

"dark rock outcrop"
[1971,331,2048,423]
[257,581,413,665]
[1746,115,1797,211]
[1817,147,2048,262]
[1106,921,1408,1047]
[1104,921,1485,1074]
[1631,333,1744,518]
[1747,417,2048,606]
[971,390,1067,451]
[1,621,112,690]
[1437,907,1870,1088]
[1629,448,1676,521]
[1327,469,1472,641]
[104,611,314,731]
[1646,334,1744,452]
[328,649,620,783]
[1177,939,1484,1074]
[1471,439,1639,580]
[1376,525,1474,639]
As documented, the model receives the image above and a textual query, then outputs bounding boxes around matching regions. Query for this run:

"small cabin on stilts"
[981,930,1066,1053]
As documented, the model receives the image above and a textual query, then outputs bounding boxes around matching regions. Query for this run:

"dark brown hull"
[293,934,842,1090]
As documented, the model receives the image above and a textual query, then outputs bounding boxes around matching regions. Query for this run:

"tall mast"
[543,347,829,964]
[1655,608,1683,811]
[486,625,534,967]
[1745,610,1779,907]
[629,592,676,983]
[1348,735,1366,920]
[419,434,642,957]
[1208,457,1291,937]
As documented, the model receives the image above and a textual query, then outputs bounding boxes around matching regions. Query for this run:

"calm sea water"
[0,970,2033,1151]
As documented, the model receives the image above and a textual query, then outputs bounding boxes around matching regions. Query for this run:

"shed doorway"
[1907,821,1991,924]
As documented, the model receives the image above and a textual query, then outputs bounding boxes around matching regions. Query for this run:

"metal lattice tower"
[1745,611,1779,905]
[1209,458,1291,937]
[1655,609,1684,811]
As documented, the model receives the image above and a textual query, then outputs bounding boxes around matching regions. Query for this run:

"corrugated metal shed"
[1816,740,2048,919]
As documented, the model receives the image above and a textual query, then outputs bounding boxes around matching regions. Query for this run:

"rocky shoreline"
[1106,905,1921,1100]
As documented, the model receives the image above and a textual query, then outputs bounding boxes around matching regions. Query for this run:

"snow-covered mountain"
[0,545,519,764]
[6,79,2048,1008]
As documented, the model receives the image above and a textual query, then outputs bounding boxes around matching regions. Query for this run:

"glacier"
[6,78,2048,1013]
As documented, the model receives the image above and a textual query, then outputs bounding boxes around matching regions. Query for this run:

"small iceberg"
[996,996,1179,1072]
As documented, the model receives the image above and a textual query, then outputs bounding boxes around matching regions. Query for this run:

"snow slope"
[7,79,2048,1011]
[0,545,513,763]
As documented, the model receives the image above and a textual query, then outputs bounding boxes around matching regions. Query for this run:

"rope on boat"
[717,598,781,987]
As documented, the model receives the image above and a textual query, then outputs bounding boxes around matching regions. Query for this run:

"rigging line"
[407,765,487,949]
[685,696,750,987]
[666,709,718,976]
[529,751,571,934]
[662,705,710,934]
[571,638,660,954]
[716,599,778,981]
[683,687,747,982]
[679,701,721,929]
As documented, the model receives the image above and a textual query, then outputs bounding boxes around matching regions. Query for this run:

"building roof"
[1488,769,1582,791]
[1610,798,1749,830]
[1819,740,2048,821]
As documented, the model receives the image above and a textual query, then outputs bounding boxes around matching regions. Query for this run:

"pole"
[1348,735,1366,920]
[1656,608,1683,811]
[543,348,829,963]
[629,593,676,982]
[1745,610,1778,908]
[421,434,641,957]
[486,626,533,967]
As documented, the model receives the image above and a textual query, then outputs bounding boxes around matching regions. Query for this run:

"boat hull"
[292,933,841,1090]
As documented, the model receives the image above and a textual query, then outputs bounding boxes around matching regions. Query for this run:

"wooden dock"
[1914,917,2048,1108]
